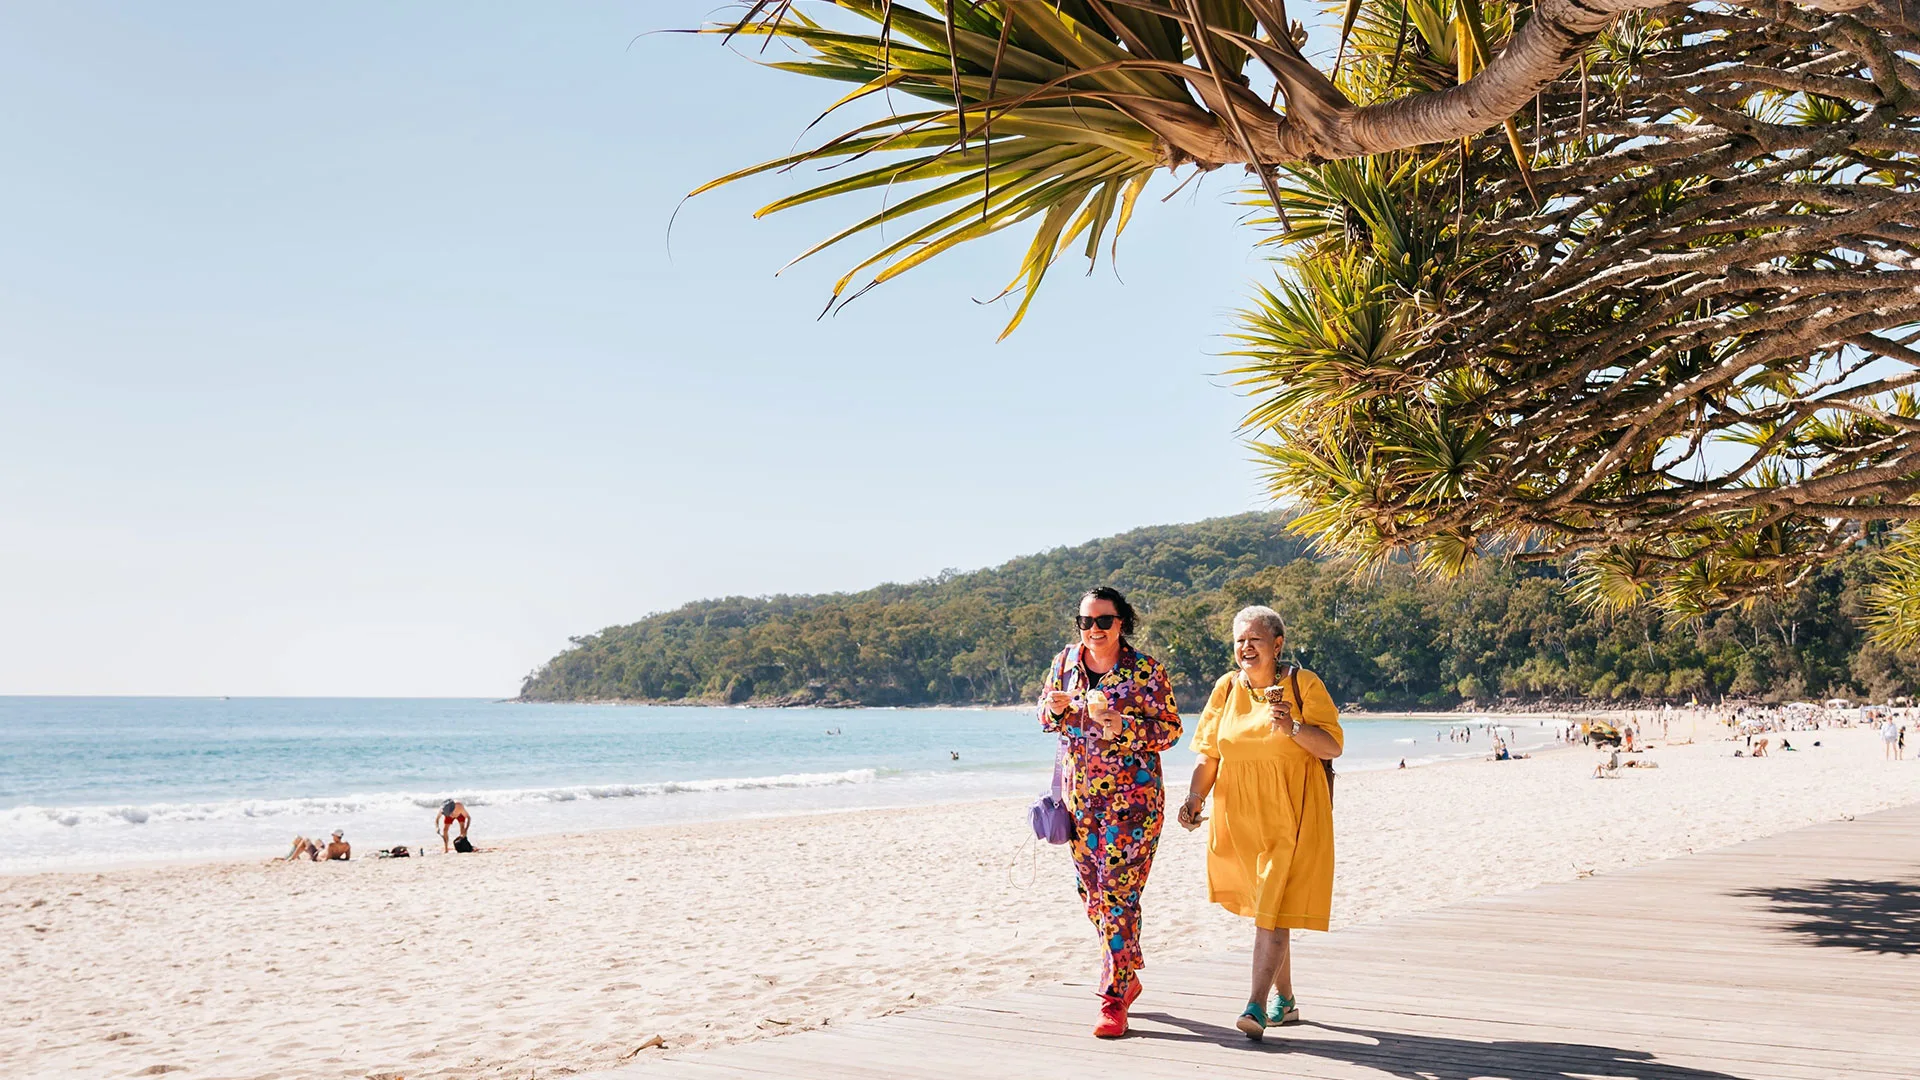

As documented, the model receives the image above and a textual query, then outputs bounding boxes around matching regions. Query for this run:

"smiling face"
[1079,595,1121,654]
[1233,620,1282,679]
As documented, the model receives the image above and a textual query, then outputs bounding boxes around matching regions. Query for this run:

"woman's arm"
[1177,756,1219,829]
[1291,670,1344,760]
[1187,755,1219,801]
[1038,652,1068,733]
[1105,660,1181,752]
[1293,724,1342,760]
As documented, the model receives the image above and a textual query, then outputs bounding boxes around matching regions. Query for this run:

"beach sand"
[5,724,1917,1080]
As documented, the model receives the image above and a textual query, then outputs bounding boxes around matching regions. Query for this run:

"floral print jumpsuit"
[1038,642,1182,1000]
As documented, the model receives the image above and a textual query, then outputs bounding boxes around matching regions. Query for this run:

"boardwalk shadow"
[1733,877,1920,955]
[1128,1014,1755,1080]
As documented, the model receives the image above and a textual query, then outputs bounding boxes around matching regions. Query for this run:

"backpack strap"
[1287,664,1336,806]
[1050,647,1073,800]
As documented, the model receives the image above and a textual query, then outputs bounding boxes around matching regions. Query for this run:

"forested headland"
[519,514,1920,710]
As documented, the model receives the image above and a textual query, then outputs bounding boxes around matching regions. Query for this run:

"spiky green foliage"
[1865,534,1920,650]
[694,1,1212,337]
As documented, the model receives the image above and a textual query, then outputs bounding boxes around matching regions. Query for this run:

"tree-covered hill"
[520,514,1920,709]
[520,513,1310,707]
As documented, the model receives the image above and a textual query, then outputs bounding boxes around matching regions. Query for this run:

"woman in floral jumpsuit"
[1039,587,1182,1038]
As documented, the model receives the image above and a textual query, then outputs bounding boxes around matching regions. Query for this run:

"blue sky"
[0,3,1306,695]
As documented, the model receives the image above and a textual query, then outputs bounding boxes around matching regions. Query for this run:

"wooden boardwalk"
[599,803,1920,1080]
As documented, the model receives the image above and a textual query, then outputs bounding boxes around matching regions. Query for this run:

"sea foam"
[0,768,883,833]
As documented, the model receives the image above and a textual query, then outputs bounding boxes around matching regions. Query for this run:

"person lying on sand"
[285,836,321,862]
[322,830,351,861]
[436,799,471,853]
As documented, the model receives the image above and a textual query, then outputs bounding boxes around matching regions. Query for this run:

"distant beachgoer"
[1398,758,1407,770]
[1039,586,1180,1039]
[1179,605,1341,1040]
[436,799,471,853]
[1752,738,1770,758]
[1885,719,1901,760]
[950,750,960,760]
[322,830,351,861]
[285,835,321,862]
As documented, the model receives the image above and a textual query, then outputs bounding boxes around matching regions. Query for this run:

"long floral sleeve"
[1106,655,1181,753]
[1038,650,1067,733]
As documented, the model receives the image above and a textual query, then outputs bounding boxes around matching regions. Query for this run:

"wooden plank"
[935,975,1920,1066]
[1139,976,1920,1047]
[889,997,1915,1079]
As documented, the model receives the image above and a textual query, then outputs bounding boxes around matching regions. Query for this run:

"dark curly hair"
[1080,586,1137,637]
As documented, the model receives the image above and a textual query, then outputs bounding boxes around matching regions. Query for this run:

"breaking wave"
[0,768,885,832]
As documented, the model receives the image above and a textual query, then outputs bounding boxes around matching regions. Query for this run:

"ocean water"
[0,698,1565,873]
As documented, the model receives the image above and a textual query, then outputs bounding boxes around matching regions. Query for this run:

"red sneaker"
[1093,997,1129,1038]
[1093,980,1141,1038]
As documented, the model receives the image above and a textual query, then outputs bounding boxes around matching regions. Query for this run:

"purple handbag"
[1029,648,1076,844]
[1029,739,1073,844]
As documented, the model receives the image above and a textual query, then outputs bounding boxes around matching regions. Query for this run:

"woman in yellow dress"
[1176,605,1341,1039]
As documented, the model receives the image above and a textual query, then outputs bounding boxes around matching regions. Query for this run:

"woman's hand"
[1086,691,1122,740]
[1045,690,1072,715]
[1268,692,1295,734]
[1175,795,1206,831]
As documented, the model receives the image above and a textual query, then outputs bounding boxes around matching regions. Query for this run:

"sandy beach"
[5,724,1917,1080]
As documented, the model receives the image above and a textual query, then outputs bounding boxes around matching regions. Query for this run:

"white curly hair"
[1231,605,1286,640]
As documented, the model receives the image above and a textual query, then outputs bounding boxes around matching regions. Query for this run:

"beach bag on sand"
[1284,665,1336,807]
[1029,649,1076,845]
[453,836,474,853]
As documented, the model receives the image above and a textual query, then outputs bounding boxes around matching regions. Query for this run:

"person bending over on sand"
[436,799,471,853]
[1038,587,1181,1039]
[322,829,351,861]
[285,835,321,861]
[1178,606,1343,1040]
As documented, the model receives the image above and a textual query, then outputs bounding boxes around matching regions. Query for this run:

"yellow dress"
[1190,668,1343,931]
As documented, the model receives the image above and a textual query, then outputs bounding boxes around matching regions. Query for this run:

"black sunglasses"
[1075,614,1121,631]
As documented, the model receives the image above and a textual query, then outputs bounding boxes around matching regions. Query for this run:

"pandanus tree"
[698,1,1920,650]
